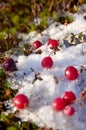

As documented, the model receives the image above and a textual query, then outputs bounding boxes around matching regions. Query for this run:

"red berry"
[2,58,17,72]
[33,40,42,49]
[14,94,29,109]
[41,56,53,69]
[65,66,78,80]
[47,39,59,49]
[52,98,66,111]
[63,106,75,116]
[62,91,76,105]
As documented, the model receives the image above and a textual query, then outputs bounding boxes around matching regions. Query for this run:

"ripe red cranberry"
[65,66,78,80]
[2,58,17,72]
[33,40,42,49]
[14,94,29,109]
[52,98,66,111]
[62,91,76,105]
[63,106,75,116]
[41,56,53,69]
[47,39,59,49]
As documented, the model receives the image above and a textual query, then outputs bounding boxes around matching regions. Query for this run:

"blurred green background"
[0,0,86,34]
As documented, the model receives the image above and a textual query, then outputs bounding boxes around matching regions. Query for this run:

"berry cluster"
[52,91,76,116]
[33,39,59,50]
[2,39,79,117]
[13,91,76,116]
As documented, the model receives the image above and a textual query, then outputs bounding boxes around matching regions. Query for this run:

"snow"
[7,6,86,130]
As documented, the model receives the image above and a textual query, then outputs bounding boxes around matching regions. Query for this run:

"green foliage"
[70,33,75,42]
[83,0,86,3]
[0,68,6,78]
[37,17,48,31]
[0,32,6,40]
[11,15,19,26]
[39,8,50,17]
[0,112,43,130]
[0,33,21,53]
[7,126,17,130]
[55,15,74,24]
[0,113,7,121]
[28,122,39,130]
[0,0,84,35]
[28,23,37,32]
[78,32,83,41]
[0,68,18,101]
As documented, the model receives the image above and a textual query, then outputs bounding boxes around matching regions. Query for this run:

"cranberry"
[47,39,59,49]
[2,58,17,72]
[65,66,78,80]
[41,56,53,69]
[33,40,42,49]
[63,106,75,116]
[62,91,76,105]
[52,98,66,111]
[14,94,29,109]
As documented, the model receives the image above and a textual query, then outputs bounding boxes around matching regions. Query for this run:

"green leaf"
[0,69,6,77]
[39,8,50,17]
[0,32,5,40]
[70,33,75,42]
[21,122,27,128]
[11,15,19,25]
[52,11,57,19]
[7,126,17,130]
[78,33,83,41]
[37,17,48,31]
[28,122,39,129]
[0,113,6,120]
[9,28,17,34]
[4,80,10,88]
[28,23,36,31]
